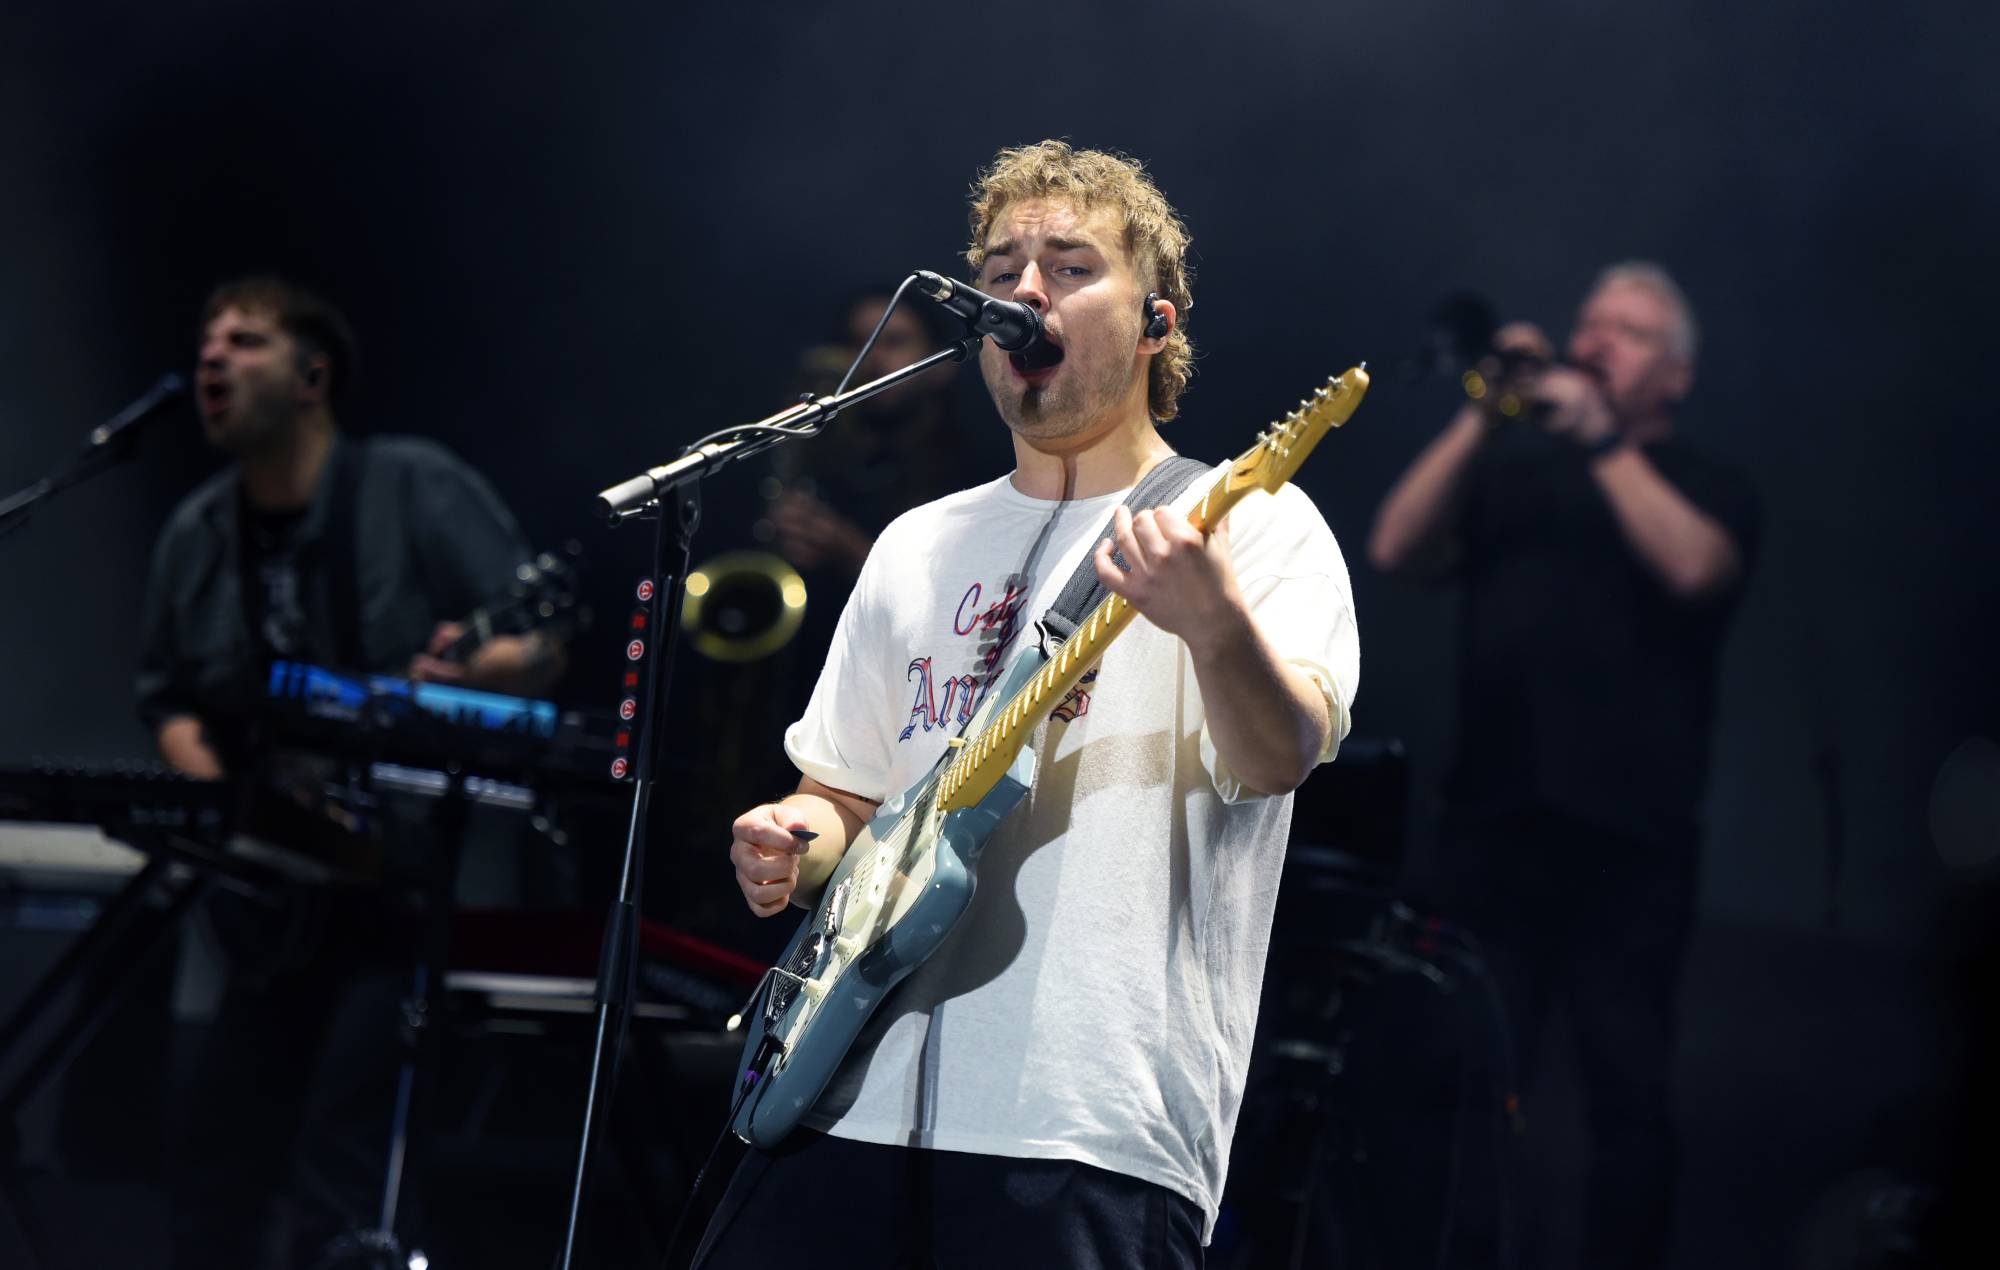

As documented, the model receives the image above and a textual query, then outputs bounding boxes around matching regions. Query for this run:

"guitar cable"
[663,970,777,1269]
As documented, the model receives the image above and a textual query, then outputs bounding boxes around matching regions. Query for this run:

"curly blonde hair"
[965,140,1196,422]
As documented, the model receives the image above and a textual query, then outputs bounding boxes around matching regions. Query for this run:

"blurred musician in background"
[1369,263,1759,1267]
[766,289,963,588]
[139,274,561,780]
[134,275,562,1265]
[681,291,967,835]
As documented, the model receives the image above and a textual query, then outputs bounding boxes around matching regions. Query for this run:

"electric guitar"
[729,367,1371,1147]
[434,545,588,664]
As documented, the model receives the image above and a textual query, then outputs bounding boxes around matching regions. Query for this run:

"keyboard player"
[139,275,563,779]
[134,275,565,1266]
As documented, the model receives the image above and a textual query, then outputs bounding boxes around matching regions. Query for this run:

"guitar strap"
[321,436,367,668]
[1035,454,1212,651]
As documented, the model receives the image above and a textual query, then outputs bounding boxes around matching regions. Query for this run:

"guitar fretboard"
[934,368,1365,813]
[937,479,1236,812]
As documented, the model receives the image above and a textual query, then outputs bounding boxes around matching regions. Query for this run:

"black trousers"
[1443,807,1697,1270]
[693,1129,1205,1269]
[168,886,419,1269]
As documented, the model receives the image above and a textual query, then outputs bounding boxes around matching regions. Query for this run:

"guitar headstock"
[434,542,592,667]
[1227,365,1371,495]
[489,543,589,641]
[508,548,584,632]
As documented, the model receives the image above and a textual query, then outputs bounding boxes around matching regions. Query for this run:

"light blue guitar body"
[729,649,1042,1148]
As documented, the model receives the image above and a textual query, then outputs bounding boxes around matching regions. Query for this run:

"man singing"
[140,275,560,779]
[136,275,561,1264]
[699,141,1360,1267]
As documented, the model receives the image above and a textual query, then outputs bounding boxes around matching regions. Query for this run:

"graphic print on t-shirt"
[257,555,308,657]
[898,569,1099,741]
[899,572,1031,742]
[243,502,310,661]
[1051,668,1097,723]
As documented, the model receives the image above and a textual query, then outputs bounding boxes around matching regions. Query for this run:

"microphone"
[89,373,188,449]
[911,271,1042,352]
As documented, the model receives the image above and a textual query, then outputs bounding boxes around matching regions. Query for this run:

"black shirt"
[1445,423,1760,845]
[135,434,533,759]
[241,501,311,662]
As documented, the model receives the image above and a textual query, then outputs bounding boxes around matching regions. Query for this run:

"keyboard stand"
[0,829,277,1143]
[316,767,471,1270]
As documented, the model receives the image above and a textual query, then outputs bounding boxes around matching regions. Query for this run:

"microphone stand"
[557,332,982,1269]
[0,373,187,544]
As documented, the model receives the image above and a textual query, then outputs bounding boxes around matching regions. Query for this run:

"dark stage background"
[1,2,1995,1266]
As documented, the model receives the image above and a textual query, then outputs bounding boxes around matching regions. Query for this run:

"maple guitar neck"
[937,366,1368,813]
[937,469,1252,813]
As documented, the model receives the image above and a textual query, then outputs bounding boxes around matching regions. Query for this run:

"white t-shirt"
[782,463,1360,1241]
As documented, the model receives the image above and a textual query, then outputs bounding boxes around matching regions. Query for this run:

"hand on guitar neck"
[407,549,581,696]
[407,624,564,696]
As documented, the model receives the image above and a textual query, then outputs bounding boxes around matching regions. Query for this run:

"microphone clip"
[912,270,1042,353]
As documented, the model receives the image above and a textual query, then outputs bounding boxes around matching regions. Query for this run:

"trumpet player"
[1369,262,1760,1267]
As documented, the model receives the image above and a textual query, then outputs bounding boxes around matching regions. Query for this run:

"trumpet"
[1461,346,1553,421]
[681,549,808,664]
[1460,347,1601,424]
[1413,292,1594,424]
[677,343,847,667]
